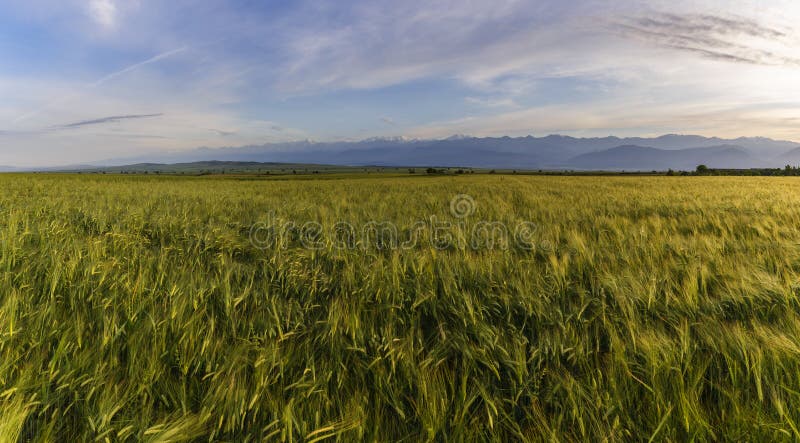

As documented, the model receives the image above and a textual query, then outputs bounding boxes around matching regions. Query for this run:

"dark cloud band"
[58,113,164,129]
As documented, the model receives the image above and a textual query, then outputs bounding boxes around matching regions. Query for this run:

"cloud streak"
[210,129,237,137]
[12,46,187,125]
[616,12,800,66]
[90,47,189,88]
[56,113,164,129]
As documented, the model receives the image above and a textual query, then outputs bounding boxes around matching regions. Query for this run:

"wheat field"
[2,173,800,441]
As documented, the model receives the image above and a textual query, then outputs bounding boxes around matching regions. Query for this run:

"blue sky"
[1,0,799,166]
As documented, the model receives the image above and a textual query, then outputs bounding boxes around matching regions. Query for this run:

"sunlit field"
[2,173,800,441]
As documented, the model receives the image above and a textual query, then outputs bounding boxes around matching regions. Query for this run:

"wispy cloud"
[465,97,518,108]
[0,114,165,135]
[12,46,187,125]
[271,0,580,92]
[616,12,799,66]
[56,113,164,129]
[636,13,786,39]
[107,134,169,140]
[210,129,237,137]
[90,46,189,88]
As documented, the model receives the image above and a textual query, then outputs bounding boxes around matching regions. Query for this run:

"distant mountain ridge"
[13,134,800,171]
[777,147,800,165]
[567,145,764,171]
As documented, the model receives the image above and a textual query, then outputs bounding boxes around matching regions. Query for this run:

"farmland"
[2,173,800,441]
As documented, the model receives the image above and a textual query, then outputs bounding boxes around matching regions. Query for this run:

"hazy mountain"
[566,145,763,171]
[95,137,564,169]
[54,161,371,174]
[13,134,800,171]
[776,147,800,166]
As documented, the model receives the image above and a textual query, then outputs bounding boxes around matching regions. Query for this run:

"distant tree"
[455,169,465,174]
[696,164,709,174]
[408,168,416,174]
[489,170,496,174]
[666,169,675,176]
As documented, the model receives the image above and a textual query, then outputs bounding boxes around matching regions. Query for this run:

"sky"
[1,0,800,166]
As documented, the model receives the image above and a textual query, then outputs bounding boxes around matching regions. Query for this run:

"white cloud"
[88,0,116,29]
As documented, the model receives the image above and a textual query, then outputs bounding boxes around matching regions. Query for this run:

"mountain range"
[567,145,762,171]
[12,134,800,171]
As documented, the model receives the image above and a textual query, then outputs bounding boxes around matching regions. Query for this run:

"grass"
[2,173,800,441]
